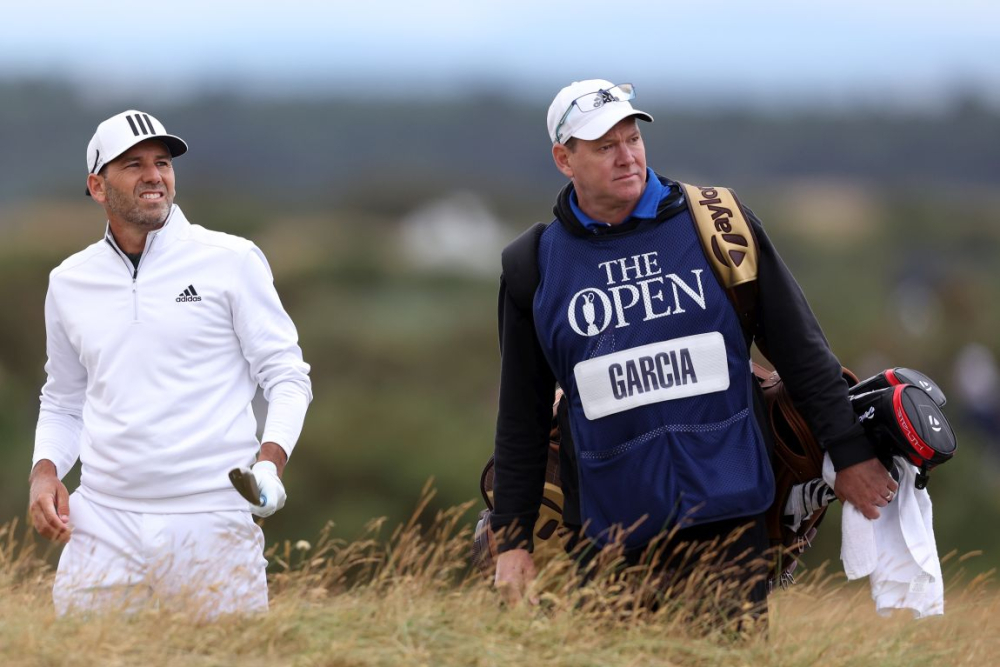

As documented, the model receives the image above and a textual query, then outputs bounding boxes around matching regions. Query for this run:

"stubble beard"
[104,179,173,230]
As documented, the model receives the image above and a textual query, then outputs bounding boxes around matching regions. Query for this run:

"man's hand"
[834,458,899,520]
[249,461,285,517]
[250,442,288,518]
[494,548,539,607]
[28,460,72,544]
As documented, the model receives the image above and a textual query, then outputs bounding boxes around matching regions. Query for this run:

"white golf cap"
[85,110,187,195]
[547,79,653,145]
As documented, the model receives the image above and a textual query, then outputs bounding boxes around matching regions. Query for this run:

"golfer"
[27,110,312,616]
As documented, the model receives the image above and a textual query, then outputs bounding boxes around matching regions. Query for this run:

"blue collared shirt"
[569,168,669,230]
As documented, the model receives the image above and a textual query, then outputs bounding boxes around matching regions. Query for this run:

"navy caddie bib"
[533,208,774,549]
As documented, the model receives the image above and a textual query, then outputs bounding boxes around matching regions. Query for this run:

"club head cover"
[850,384,956,486]
[849,367,947,407]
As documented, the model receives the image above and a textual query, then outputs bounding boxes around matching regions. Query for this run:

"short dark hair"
[563,137,578,152]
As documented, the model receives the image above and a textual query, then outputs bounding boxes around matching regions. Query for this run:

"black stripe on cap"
[126,115,140,136]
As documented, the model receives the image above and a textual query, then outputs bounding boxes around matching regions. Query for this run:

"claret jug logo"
[570,289,612,336]
[567,251,707,337]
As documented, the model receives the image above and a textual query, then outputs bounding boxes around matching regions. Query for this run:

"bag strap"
[679,182,760,342]
[679,183,758,288]
[500,222,547,311]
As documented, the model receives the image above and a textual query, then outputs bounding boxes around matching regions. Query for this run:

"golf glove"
[250,460,286,517]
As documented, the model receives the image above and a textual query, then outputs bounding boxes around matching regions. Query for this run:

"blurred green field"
[1,178,999,579]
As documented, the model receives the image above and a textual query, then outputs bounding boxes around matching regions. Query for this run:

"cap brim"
[158,135,188,158]
[570,109,654,142]
[85,134,188,196]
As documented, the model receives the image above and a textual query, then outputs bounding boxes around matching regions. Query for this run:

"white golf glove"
[250,460,286,518]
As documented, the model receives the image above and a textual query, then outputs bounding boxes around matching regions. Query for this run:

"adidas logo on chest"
[176,284,202,303]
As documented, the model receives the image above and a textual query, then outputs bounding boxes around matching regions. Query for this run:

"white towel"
[822,454,944,618]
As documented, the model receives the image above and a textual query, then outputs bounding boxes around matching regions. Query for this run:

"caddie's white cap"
[547,79,653,145]
[85,110,187,195]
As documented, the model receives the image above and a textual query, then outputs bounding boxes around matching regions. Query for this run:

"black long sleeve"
[748,210,876,470]
[490,278,557,552]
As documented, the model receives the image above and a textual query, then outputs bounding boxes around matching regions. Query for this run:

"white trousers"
[53,492,269,617]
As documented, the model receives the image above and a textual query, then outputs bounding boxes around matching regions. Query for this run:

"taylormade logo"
[858,406,876,422]
[928,415,942,432]
[694,186,750,269]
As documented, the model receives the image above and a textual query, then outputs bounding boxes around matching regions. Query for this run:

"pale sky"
[3,0,998,108]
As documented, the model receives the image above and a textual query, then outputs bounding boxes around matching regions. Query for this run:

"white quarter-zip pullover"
[33,206,312,512]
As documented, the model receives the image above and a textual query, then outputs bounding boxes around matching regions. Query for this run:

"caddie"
[490,80,898,617]
[27,110,312,616]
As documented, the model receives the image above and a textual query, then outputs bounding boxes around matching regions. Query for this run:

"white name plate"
[573,332,730,420]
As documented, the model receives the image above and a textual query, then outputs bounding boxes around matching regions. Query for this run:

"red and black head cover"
[849,383,956,489]
[849,367,947,408]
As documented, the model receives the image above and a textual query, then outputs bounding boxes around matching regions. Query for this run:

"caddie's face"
[89,139,175,229]
[553,117,647,218]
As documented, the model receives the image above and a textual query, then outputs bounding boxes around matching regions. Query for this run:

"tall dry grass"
[1,486,997,667]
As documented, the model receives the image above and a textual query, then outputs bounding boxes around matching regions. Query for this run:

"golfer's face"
[96,140,176,229]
